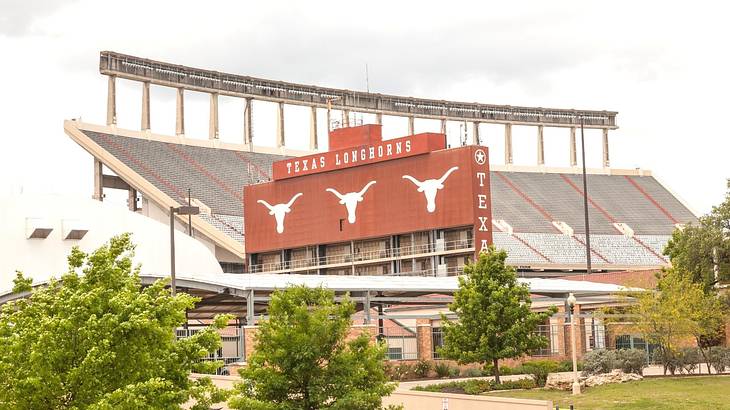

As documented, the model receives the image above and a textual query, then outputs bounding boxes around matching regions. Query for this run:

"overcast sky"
[0,0,728,215]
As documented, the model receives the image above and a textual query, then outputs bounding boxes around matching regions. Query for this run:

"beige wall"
[384,390,552,410]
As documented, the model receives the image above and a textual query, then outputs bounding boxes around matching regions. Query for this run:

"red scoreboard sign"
[244,135,493,259]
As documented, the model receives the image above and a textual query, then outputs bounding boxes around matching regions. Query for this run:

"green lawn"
[489,375,730,410]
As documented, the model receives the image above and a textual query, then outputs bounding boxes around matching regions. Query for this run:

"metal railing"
[249,238,474,273]
[100,51,617,128]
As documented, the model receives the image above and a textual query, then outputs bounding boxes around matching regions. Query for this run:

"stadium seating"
[83,130,696,270]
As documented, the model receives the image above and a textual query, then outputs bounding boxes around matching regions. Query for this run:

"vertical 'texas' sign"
[471,146,493,260]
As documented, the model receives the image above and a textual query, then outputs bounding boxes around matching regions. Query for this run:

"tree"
[438,247,554,384]
[228,285,398,410]
[629,269,726,374]
[0,234,231,409]
[664,181,730,291]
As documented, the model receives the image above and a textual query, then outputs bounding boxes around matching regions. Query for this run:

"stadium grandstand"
[63,52,696,277]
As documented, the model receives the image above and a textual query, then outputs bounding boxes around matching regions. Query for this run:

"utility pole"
[581,117,592,277]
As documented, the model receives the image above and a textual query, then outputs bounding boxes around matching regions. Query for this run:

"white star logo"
[474,149,486,165]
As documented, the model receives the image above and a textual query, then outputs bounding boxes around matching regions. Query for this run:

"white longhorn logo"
[257,193,303,234]
[402,166,459,213]
[326,181,377,224]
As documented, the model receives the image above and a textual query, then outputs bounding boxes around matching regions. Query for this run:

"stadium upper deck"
[65,121,695,273]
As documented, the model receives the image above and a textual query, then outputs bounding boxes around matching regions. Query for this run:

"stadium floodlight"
[169,205,200,296]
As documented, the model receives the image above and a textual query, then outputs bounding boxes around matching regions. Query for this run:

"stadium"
[5,51,698,366]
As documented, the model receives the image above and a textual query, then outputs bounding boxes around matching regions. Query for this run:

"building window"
[219,262,245,273]
[387,347,403,360]
[432,327,444,359]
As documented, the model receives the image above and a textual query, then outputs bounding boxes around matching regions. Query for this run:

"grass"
[488,375,730,409]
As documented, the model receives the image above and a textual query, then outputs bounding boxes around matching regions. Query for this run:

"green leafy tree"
[439,247,554,384]
[229,285,398,410]
[664,181,730,291]
[629,269,726,374]
[0,234,231,409]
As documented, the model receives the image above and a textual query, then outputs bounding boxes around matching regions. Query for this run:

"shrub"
[557,359,582,372]
[520,360,559,387]
[383,361,397,381]
[708,347,730,374]
[462,379,491,395]
[615,349,648,375]
[462,367,482,378]
[434,362,451,378]
[499,365,514,375]
[394,362,413,380]
[490,378,537,390]
[448,366,461,378]
[652,349,680,375]
[677,348,701,375]
[583,349,617,375]
[413,360,432,378]
[412,378,536,394]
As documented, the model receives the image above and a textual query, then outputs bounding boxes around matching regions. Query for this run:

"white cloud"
[0,0,727,215]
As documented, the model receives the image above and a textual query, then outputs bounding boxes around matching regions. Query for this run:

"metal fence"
[176,327,244,375]
[381,323,418,360]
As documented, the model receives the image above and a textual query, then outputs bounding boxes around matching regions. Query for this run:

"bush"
[583,349,617,375]
[394,362,413,380]
[434,362,451,378]
[677,348,701,375]
[499,365,514,375]
[519,360,560,387]
[412,378,536,394]
[448,366,461,378]
[615,349,648,375]
[462,379,490,395]
[461,367,482,378]
[413,360,432,378]
[557,359,582,372]
[708,347,730,374]
[652,349,680,375]
[490,378,537,390]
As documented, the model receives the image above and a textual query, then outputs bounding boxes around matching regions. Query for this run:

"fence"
[176,327,244,375]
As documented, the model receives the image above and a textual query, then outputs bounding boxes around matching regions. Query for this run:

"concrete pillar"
[556,307,567,357]
[375,112,383,125]
[309,106,318,150]
[106,75,116,126]
[244,97,253,145]
[141,82,150,131]
[127,188,137,212]
[537,125,545,166]
[602,128,610,167]
[407,116,415,135]
[416,318,434,360]
[440,118,447,135]
[504,123,513,164]
[473,121,480,145]
[93,158,103,201]
[276,101,285,147]
[569,127,577,167]
[209,93,219,139]
[175,88,185,136]
[343,110,350,127]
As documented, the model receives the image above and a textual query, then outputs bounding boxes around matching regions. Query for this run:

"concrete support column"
[209,93,219,139]
[473,121,480,145]
[537,125,545,166]
[106,75,116,126]
[440,118,447,135]
[407,116,415,135]
[93,158,103,201]
[504,123,513,165]
[141,82,150,131]
[175,88,185,136]
[276,101,285,147]
[569,127,577,166]
[375,112,383,125]
[127,188,137,212]
[244,97,253,145]
[343,110,350,127]
[602,128,610,168]
[416,318,434,360]
[309,106,318,150]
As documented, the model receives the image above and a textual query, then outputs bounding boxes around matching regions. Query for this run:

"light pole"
[170,205,200,296]
[567,292,581,395]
